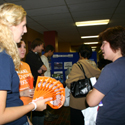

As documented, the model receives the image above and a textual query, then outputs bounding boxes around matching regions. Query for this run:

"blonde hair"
[0,3,27,70]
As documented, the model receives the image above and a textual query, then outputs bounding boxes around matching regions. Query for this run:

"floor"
[44,106,70,125]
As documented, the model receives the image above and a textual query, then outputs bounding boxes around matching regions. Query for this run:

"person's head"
[17,40,26,60]
[99,26,125,61]
[0,3,27,43]
[31,38,44,53]
[0,3,27,69]
[45,45,54,57]
[78,44,92,59]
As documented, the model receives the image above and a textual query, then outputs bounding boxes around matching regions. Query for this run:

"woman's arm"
[86,88,105,107]
[0,90,51,124]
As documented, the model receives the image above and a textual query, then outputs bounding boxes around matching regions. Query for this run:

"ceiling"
[1,0,125,50]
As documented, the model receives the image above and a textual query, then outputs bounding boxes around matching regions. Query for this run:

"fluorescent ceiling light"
[91,46,97,48]
[81,35,98,39]
[75,19,110,27]
[84,42,98,44]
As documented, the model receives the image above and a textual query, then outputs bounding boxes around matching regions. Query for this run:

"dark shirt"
[26,50,44,87]
[94,57,125,125]
[0,50,27,125]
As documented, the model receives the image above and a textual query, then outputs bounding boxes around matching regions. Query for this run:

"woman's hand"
[34,97,52,111]
[20,89,34,98]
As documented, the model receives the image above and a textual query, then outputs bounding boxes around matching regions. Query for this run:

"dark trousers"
[32,111,45,125]
[70,107,84,125]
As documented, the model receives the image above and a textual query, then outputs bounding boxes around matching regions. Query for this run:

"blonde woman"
[0,3,51,125]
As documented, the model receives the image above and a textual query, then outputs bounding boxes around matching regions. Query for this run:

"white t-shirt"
[41,55,51,77]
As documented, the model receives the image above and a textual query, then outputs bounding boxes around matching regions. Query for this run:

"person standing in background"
[41,45,54,77]
[26,38,47,87]
[17,40,34,105]
[65,44,101,125]
[26,38,47,125]
[0,3,51,125]
[17,40,34,125]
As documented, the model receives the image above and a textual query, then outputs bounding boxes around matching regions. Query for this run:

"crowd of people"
[0,2,125,125]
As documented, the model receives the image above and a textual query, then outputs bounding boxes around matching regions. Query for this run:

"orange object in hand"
[33,76,65,109]
[27,76,34,89]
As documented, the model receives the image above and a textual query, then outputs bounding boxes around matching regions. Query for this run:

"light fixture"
[84,42,98,45]
[81,35,98,39]
[92,49,96,51]
[75,19,110,27]
[91,46,97,48]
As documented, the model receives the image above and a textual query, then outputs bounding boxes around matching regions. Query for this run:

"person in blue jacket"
[86,26,125,125]
[0,3,51,125]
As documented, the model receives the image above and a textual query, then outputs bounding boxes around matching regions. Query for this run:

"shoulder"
[21,61,30,67]
[41,55,46,59]
[100,62,118,78]
[0,51,15,74]
[72,62,78,69]
[71,60,85,70]
[26,51,36,62]
[104,58,121,70]
[41,55,47,62]
[78,59,101,76]
[26,51,35,57]
[0,51,13,64]
[70,63,83,74]
[20,61,32,73]
[78,59,86,63]
[78,59,97,69]
[77,59,88,66]
[21,61,31,71]
[87,60,97,68]
[0,50,11,58]
[104,57,125,73]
